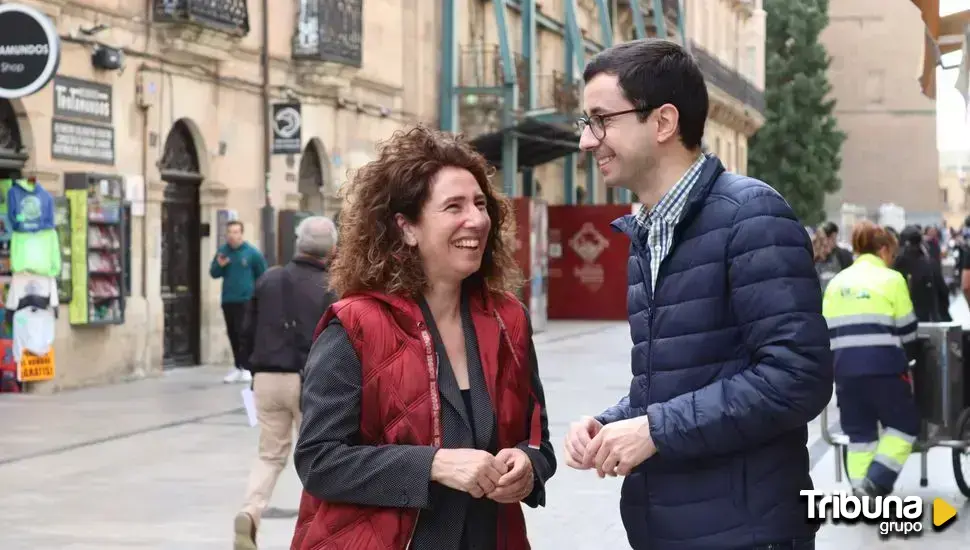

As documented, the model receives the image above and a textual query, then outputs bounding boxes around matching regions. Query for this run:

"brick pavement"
[0,315,968,549]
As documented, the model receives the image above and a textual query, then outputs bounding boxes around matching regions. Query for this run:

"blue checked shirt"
[635,153,707,292]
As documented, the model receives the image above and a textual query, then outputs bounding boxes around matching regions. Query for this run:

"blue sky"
[938,0,970,151]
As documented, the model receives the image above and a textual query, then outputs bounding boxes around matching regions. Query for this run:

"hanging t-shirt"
[5,273,58,311]
[10,229,60,277]
[12,307,55,362]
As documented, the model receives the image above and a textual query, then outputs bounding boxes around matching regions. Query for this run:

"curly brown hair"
[328,125,522,298]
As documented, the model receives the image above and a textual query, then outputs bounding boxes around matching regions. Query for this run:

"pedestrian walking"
[290,126,556,550]
[209,220,267,383]
[822,221,920,497]
[893,225,950,322]
[233,216,338,550]
[562,39,833,550]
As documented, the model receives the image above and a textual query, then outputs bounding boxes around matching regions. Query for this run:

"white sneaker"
[239,370,253,383]
[223,368,242,383]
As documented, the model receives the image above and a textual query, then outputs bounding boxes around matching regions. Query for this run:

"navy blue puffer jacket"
[596,157,833,550]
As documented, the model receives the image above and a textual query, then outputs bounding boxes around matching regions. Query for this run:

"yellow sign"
[933,498,957,528]
[18,349,55,382]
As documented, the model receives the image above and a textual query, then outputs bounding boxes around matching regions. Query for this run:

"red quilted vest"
[291,288,541,550]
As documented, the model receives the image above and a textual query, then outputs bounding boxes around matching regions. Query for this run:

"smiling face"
[396,166,492,286]
[579,73,659,191]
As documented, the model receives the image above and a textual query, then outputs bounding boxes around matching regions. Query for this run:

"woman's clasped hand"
[430,448,535,501]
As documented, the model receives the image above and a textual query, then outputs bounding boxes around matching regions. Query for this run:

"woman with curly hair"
[290,126,556,550]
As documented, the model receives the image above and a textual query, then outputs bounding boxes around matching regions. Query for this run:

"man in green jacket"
[210,220,267,383]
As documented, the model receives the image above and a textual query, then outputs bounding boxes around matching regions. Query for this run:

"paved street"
[1,307,969,549]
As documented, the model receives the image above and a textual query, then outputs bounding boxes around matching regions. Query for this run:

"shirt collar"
[855,253,885,267]
[635,153,707,226]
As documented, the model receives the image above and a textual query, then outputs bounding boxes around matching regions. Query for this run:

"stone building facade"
[11,0,436,391]
[821,0,941,226]
[9,0,765,391]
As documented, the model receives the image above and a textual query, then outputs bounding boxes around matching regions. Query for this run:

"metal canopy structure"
[439,0,687,204]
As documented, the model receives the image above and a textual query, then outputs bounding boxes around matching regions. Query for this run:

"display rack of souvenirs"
[0,177,60,391]
[54,197,72,304]
[64,173,127,326]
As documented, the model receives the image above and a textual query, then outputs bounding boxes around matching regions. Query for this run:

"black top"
[460,390,475,444]
[418,297,481,453]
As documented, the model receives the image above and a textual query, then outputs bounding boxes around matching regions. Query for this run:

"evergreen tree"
[749,0,846,225]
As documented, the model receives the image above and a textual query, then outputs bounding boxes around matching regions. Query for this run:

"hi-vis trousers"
[835,374,921,493]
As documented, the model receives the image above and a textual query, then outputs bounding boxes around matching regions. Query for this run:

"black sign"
[53,76,112,125]
[0,4,60,99]
[51,119,114,165]
[272,102,302,155]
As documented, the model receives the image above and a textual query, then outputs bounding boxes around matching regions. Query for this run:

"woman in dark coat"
[893,225,951,322]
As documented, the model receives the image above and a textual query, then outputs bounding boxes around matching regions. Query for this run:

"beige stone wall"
[19,0,438,391]
[820,0,940,222]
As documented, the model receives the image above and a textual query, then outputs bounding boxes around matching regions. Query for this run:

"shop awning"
[912,0,970,100]
[470,118,580,171]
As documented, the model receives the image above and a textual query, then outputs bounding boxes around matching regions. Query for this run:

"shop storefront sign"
[51,119,114,165]
[0,4,60,99]
[272,102,302,154]
[53,76,112,125]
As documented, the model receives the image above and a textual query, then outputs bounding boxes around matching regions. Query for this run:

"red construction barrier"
[547,204,632,320]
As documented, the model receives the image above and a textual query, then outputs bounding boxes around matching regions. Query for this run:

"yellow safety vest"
[822,253,917,377]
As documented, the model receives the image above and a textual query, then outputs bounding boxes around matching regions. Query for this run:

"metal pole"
[260,0,276,265]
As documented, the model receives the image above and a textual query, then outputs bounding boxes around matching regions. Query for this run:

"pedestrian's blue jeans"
[749,537,815,550]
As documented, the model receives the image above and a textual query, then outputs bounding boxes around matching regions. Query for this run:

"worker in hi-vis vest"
[822,220,921,497]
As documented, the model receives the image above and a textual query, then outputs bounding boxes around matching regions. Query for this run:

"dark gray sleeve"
[294,319,439,509]
[515,310,557,508]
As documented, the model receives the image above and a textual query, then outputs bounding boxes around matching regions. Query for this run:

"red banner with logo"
[547,205,632,320]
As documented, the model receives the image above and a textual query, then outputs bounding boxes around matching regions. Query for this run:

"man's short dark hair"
[227,220,244,232]
[583,39,708,150]
[821,221,839,237]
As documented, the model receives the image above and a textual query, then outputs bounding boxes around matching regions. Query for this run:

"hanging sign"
[271,102,302,155]
[0,4,60,99]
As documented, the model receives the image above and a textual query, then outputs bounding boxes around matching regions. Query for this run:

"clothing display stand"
[0,177,60,391]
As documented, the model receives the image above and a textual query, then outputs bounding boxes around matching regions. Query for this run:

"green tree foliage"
[749,0,846,225]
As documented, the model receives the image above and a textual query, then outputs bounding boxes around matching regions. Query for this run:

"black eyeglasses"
[575,108,652,140]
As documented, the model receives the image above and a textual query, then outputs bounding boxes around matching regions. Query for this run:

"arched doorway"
[0,99,26,179]
[298,140,330,214]
[159,120,202,368]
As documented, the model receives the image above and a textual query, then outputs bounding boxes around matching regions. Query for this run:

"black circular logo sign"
[0,4,59,99]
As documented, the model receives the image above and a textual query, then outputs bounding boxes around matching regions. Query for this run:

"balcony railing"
[534,71,581,114]
[293,0,362,67]
[690,41,765,114]
[459,45,518,89]
[153,0,249,35]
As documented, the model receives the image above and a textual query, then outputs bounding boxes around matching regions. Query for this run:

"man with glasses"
[563,39,833,550]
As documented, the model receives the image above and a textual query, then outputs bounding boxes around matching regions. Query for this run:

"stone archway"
[298,140,324,214]
[158,119,203,368]
[298,138,336,216]
[0,99,26,178]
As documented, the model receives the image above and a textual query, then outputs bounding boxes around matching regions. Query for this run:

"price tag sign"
[18,348,55,382]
